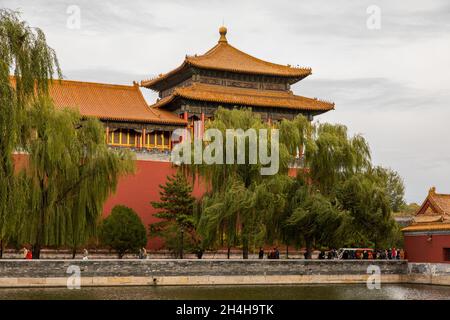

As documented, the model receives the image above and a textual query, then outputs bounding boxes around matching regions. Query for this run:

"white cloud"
[3,0,450,202]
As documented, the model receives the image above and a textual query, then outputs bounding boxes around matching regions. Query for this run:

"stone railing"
[0,259,407,287]
[408,263,450,285]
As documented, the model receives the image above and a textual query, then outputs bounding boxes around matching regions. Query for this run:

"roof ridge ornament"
[429,186,436,195]
[218,26,228,43]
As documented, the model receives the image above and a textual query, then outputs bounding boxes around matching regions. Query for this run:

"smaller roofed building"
[402,187,450,263]
[47,79,187,152]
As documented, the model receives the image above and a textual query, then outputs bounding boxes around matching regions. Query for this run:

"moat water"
[0,284,449,300]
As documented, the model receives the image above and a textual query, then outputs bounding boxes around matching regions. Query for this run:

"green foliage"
[0,9,61,247]
[371,166,406,212]
[286,189,348,256]
[189,107,290,190]
[197,179,254,256]
[100,205,147,258]
[0,11,134,258]
[191,108,296,258]
[20,99,134,257]
[150,172,197,258]
[336,172,395,248]
[308,123,371,195]
[393,202,420,216]
[193,108,404,257]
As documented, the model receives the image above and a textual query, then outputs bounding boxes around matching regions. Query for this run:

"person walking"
[274,247,280,259]
[82,248,89,260]
[258,247,264,259]
[363,250,369,259]
[138,247,147,259]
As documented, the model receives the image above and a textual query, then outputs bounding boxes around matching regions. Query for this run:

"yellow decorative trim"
[402,223,450,232]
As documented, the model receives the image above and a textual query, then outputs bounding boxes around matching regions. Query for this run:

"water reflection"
[1,284,449,300]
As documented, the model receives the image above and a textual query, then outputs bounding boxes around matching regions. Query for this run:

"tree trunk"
[242,238,249,259]
[33,181,46,260]
[285,244,289,259]
[32,244,41,259]
[72,248,77,259]
[227,246,231,259]
[179,229,184,259]
[305,238,313,259]
[0,239,3,259]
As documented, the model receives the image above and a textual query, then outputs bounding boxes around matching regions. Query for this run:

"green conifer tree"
[150,172,196,258]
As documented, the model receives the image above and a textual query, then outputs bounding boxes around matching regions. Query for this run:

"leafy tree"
[185,106,401,256]
[308,123,371,196]
[150,172,196,258]
[285,179,349,258]
[197,179,256,258]
[252,175,293,254]
[283,121,377,257]
[0,9,60,255]
[394,202,420,216]
[190,108,292,258]
[336,173,395,248]
[100,205,147,258]
[20,99,134,258]
[371,166,406,212]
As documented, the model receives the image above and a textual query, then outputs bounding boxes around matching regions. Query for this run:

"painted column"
[142,128,146,150]
[105,126,110,145]
[201,112,205,138]
[182,111,189,142]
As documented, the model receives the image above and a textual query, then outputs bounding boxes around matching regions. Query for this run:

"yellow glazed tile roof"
[141,27,311,88]
[402,187,450,232]
[402,223,450,232]
[47,79,186,125]
[151,83,334,112]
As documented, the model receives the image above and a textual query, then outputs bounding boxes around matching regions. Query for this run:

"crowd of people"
[18,246,404,260]
[319,248,405,260]
[259,247,280,259]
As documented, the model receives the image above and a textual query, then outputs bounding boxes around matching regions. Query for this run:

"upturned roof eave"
[141,60,312,91]
[150,89,334,113]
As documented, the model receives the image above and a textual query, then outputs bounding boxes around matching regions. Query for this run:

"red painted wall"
[404,234,450,263]
[102,160,205,249]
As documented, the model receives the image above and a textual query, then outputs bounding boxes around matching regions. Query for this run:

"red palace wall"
[404,233,450,263]
[13,153,297,250]
[103,160,205,249]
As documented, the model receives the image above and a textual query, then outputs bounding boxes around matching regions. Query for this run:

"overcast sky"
[2,0,450,203]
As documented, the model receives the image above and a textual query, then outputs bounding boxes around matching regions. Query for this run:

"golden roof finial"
[429,186,436,195]
[218,26,228,43]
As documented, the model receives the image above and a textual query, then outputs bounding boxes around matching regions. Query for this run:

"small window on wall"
[445,248,450,261]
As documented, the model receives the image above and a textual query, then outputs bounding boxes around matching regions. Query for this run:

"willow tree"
[20,99,134,258]
[308,123,371,196]
[196,179,255,258]
[285,180,349,258]
[0,9,61,254]
[190,108,291,258]
[336,172,395,248]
